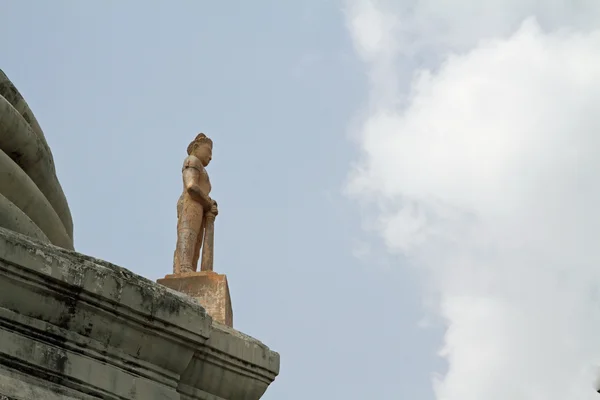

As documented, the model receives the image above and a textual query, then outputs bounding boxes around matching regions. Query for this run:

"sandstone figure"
[173,133,218,274]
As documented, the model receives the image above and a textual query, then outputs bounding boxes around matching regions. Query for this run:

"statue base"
[157,271,233,328]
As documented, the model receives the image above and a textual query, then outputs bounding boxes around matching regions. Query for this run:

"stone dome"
[0,69,74,250]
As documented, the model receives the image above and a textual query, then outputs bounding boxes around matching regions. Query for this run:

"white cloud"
[345,1,600,398]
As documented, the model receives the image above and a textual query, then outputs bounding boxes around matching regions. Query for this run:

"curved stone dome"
[0,69,74,250]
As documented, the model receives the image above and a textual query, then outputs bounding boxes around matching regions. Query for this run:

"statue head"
[187,133,213,167]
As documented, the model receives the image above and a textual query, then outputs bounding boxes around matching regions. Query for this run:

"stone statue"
[162,133,232,326]
[173,133,218,274]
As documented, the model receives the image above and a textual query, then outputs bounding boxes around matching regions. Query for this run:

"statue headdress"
[187,133,213,155]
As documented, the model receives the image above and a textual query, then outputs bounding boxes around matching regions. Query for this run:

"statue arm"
[182,168,212,209]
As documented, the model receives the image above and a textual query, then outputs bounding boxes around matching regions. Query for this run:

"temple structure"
[0,70,279,399]
[0,70,73,250]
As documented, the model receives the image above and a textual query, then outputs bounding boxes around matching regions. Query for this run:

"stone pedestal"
[158,271,233,328]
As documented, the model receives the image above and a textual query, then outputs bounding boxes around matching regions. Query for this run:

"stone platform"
[158,271,233,328]
[0,227,279,400]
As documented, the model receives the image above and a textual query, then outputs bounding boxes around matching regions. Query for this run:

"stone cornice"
[0,228,279,399]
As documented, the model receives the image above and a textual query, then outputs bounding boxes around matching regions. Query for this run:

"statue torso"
[178,155,211,211]
[182,155,211,193]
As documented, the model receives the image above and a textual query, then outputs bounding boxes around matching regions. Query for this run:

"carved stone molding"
[0,228,279,399]
[0,70,74,249]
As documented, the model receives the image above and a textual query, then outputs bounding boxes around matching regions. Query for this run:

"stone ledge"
[180,321,280,400]
[0,227,280,399]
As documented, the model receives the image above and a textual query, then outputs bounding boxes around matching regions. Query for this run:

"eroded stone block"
[158,271,233,328]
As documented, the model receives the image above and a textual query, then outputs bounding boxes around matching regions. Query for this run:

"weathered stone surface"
[0,227,209,399]
[0,148,72,249]
[0,193,49,244]
[0,227,279,399]
[158,271,233,327]
[0,70,50,152]
[0,70,74,246]
[179,322,280,400]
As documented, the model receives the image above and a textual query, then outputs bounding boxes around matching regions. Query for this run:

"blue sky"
[1,2,439,399]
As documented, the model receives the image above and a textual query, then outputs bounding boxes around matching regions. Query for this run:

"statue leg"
[174,197,204,274]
